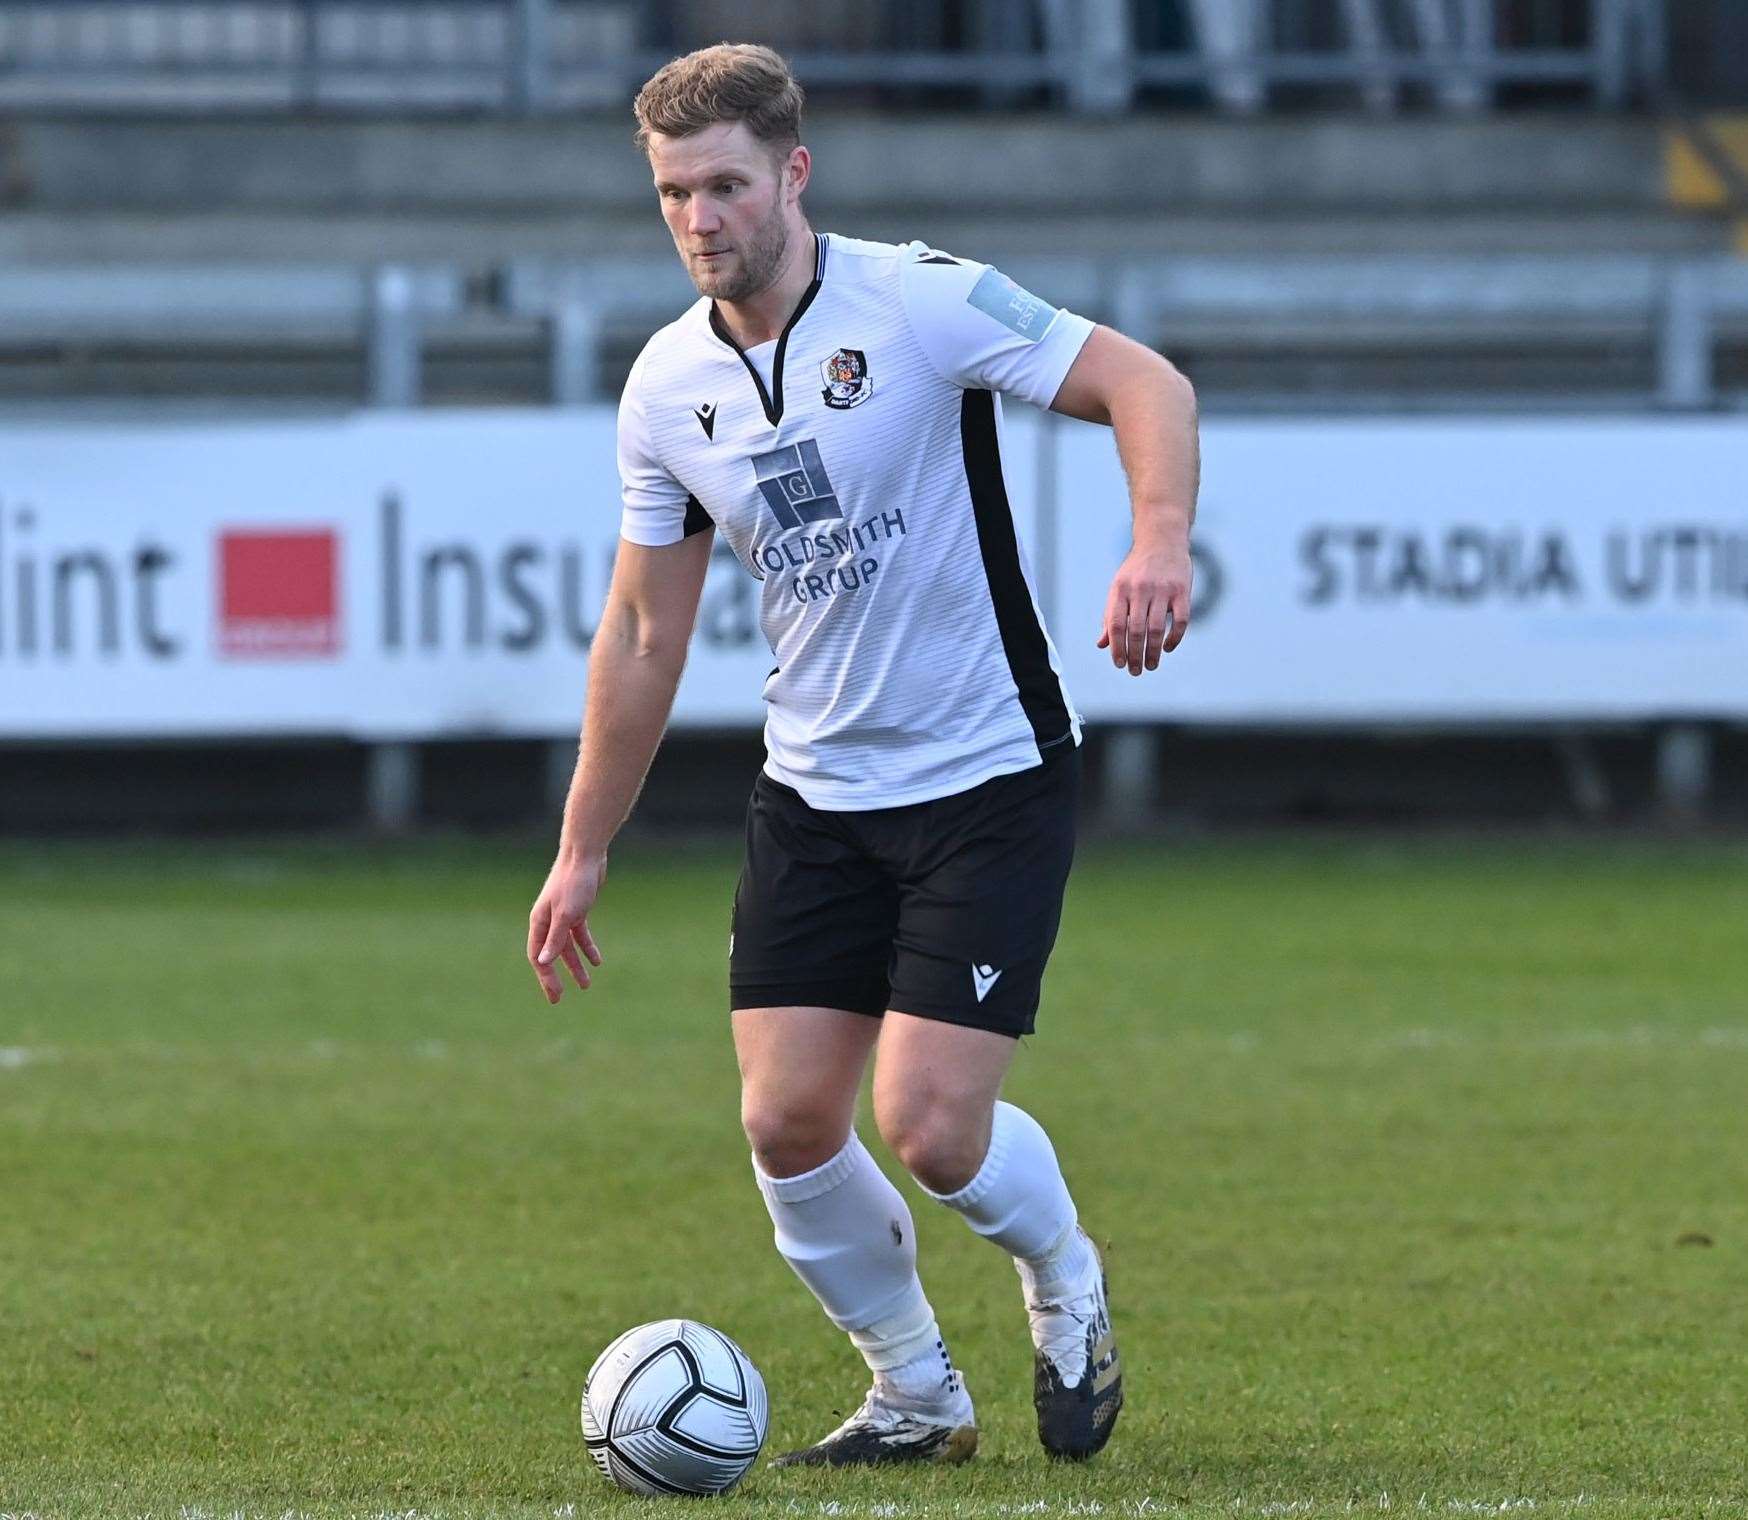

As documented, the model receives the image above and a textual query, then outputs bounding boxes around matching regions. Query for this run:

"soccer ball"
[580,1319,769,1496]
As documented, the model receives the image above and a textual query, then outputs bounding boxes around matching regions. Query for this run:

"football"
[580,1319,769,1496]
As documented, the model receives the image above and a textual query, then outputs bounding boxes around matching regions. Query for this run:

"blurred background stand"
[0,0,1678,115]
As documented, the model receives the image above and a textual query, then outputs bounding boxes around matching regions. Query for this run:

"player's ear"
[783,144,811,204]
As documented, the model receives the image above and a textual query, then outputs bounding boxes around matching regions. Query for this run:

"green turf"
[2,833,1746,1520]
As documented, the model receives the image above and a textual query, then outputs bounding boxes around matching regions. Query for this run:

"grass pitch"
[2,831,1746,1520]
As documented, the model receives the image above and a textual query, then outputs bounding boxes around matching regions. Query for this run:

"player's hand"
[527,851,607,1004]
[1098,532,1192,675]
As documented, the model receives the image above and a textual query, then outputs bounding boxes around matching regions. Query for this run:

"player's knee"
[741,1096,849,1179]
[877,1101,985,1195]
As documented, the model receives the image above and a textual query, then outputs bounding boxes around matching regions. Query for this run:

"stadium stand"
[2,1,1739,413]
[0,0,1680,115]
[0,2,1740,410]
[4,106,1746,411]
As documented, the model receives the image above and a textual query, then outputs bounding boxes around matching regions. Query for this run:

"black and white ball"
[581,1319,768,1496]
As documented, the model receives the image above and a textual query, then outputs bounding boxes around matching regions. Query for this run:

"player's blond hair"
[632,43,804,160]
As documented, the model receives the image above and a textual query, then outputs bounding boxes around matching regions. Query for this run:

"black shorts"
[728,743,1081,1038]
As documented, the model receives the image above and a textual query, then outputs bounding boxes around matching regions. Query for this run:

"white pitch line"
[7,1495,1691,1520]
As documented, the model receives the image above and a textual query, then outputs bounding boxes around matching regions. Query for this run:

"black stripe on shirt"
[959,388,1072,751]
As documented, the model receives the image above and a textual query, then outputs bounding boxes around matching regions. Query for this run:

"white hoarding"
[1055,416,1748,722]
[1,410,1743,739]
[0,409,1040,739]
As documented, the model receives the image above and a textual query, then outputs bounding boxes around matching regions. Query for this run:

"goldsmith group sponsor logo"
[753,508,910,607]
[752,438,842,529]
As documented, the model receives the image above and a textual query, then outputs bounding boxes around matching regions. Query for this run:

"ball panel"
[580,1392,605,1447]
[603,1446,674,1498]
[614,1427,753,1496]
[745,1358,770,1438]
[680,1319,746,1400]
[608,1344,695,1436]
[584,1442,613,1485]
[667,1391,763,1458]
[583,1327,632,1389]
[583,1319,681,1414]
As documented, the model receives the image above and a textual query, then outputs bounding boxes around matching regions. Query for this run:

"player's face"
[648,121,803,303]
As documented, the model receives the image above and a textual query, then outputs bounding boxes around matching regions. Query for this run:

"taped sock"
[754,1133,947,1376]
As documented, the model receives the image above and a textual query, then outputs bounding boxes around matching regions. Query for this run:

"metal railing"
[4,253,1746,411]
[0,0,637,111]
[0,264,466,404]
[0,0,1669,115]
[505,252,1748,409]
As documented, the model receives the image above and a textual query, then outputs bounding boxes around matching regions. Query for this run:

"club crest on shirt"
[820,347,873,410]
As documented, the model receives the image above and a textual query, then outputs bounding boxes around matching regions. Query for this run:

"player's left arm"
[1050,326,1200,675]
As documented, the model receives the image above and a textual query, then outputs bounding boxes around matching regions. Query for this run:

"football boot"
[770,1372,977,1468]
[1027,1228,1123,1460]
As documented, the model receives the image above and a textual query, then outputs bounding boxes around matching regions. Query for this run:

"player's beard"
[690,200,790,304]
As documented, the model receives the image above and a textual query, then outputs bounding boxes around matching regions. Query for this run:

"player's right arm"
[527,353,714,1005]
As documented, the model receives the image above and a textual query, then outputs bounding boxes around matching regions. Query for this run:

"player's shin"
[752,1133,958,1405]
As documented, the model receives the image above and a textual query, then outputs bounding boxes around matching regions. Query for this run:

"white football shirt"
[618,233,1094,810]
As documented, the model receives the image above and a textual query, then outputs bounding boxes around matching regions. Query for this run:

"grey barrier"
[502,253,1748,411]
[0,263,467,406]
[7,251,1747,409]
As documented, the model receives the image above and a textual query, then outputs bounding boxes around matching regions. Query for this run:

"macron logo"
[971,963,1002,1003]
[694,402,717,440]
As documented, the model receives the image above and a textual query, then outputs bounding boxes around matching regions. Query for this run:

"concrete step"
[2,113,1680,213]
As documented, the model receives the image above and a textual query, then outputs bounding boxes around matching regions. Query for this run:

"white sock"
[874,1336,959,1408]
[754,1133,952,1390]
[923,1101,1094,1300]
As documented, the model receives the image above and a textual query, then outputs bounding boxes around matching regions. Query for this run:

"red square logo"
[217,529,340,658]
